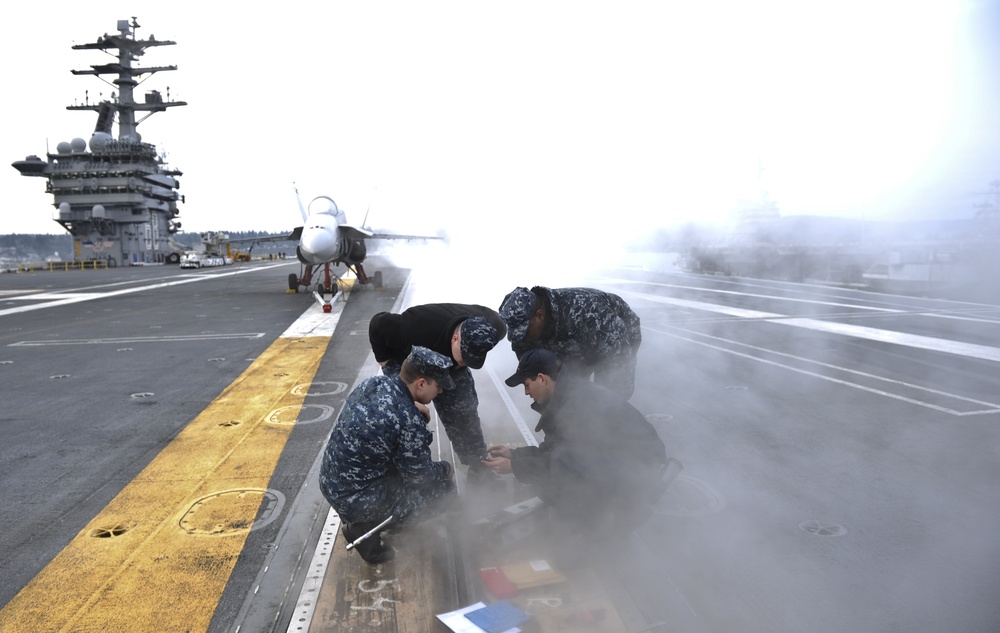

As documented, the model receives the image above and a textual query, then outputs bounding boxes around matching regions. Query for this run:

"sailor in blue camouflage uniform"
[319,346,457,564]
[499,286,641,399]
[368,303,506,475]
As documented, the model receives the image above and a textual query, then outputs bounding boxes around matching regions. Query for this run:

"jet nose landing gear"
[313,281,340,312]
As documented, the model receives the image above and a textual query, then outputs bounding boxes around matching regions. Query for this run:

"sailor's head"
[504,348,561,407]
[499,287,537,344]
[499,287,549,344]
[453,316,502,370]
[402,346,454,403]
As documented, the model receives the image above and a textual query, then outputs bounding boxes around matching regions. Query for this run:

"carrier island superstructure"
[11,18,187,266]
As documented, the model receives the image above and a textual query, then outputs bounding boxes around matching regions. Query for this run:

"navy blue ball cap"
[460,316,499,370]
[504,348,560,387]
[499,287,536,343]
[408,346,455,390]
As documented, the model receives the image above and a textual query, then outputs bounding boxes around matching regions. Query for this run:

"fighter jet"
[230,186,441,310]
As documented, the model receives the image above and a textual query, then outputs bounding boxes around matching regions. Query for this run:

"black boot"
[343,522,395,564]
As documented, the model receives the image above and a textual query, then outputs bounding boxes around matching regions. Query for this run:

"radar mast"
[11,18,189,266]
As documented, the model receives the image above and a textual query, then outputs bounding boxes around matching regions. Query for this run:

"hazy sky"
[3,1,999,245]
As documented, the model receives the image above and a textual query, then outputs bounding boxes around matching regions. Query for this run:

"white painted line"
[623,290,1000,364]
[5,292,104,301]
[647,325,1000,416]
[608,278,1000,325]
[605,274,1000,314]
[486,365,539,447]
[0,264,290,317]
[611,279,902,312]
[280,290,349,338]
[781,316,1000,363]
[921,311,1000,325]
[9,333,265,347]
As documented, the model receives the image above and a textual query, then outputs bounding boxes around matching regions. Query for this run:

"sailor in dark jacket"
[319,346,457,564]
[499,286,641,398]
[482,348,665,535]
[368,303,506,470]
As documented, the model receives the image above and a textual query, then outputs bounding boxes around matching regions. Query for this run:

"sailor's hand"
[481,456,512,475]
[486,444,512,460]
[481,445,513,475]
[415,402,431,423]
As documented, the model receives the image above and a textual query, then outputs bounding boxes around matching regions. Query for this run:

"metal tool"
[345,515,394,551]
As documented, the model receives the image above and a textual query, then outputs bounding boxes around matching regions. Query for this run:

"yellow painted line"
[0,335,331,632]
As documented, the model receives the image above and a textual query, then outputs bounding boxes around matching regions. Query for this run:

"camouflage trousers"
[382,362,488,465]
[327,474,456,528]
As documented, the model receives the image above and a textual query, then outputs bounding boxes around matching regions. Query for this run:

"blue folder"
[463,600,530,633]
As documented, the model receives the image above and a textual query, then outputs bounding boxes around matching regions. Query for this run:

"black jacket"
[511,369,666,484]
[369,303,506,369]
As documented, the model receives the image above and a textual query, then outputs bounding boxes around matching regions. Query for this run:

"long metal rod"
[345,515,394,550]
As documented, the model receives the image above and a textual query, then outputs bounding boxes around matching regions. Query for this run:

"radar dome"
[70,138,87,153]
[59,202,70,214]
[89,132,112,152]
[57,141,72,154]
[92,204,106,218]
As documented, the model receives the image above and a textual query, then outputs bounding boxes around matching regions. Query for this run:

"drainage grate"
[90,524,130,538]
[799,520,847,537]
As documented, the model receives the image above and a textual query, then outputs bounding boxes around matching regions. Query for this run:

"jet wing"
[365,230,444,241]
[344,221,444,241]
[341,225,374,240]
[226,228,301,245]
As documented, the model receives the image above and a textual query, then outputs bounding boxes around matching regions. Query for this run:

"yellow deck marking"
[0,335,330,633]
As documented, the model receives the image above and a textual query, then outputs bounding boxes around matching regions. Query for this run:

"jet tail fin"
[293,183,308,223]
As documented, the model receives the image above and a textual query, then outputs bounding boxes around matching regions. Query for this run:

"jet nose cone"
[300,228,339,263]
